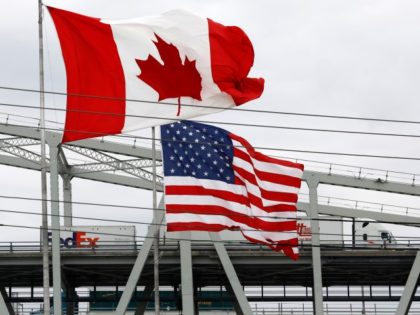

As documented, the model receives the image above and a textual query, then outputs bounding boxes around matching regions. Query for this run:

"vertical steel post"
[180,232,194,315]
[152,127,160,315]
[48,137,62,315]
[307,178,324,315]
[134,284,154,315]
[62,175,73,227]
[38,2,50,314]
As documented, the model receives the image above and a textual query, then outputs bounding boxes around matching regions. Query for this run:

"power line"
[1,119,419,176]
[2,192,419,218]
[2,122,420,162]
[2,97,420,141]
[1,85,420,126]
[1,223,419,250]
[0,195,419,228]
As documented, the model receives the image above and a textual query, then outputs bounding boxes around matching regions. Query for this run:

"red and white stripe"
[165,133,304,260]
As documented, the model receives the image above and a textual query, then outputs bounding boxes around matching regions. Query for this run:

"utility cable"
[1,100,420,140]
[2,86,420,126]
[1,193,420,221]
[0,205,420,232]
[2,122,420,161]
[1,125,419,177]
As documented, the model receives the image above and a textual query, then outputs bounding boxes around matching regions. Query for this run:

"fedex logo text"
[48,231,100,248]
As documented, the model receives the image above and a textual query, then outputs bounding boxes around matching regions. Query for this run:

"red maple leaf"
[135,34,202,116]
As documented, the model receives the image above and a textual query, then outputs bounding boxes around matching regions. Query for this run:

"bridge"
[0,122,419,314]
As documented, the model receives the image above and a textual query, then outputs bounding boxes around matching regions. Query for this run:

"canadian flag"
[48,7,265,143]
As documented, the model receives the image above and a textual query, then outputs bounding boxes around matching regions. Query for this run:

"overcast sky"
[0,0,420,243]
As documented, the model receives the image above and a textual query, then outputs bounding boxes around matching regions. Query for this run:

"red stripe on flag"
[165,185,250,206]
[230,133,304,171]
[165,184,296,213]
[234,148,302,187]
[48,7,126,143]
[233,166,299,203]
[242,234,299,260]
[167,222,234,232]
[166,204,297,231]
[246,192,298,212]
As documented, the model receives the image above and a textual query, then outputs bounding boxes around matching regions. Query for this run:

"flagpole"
[38,1,51,314]
[152,126,160,315]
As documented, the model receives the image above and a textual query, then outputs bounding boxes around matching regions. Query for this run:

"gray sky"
[0,0,420,243]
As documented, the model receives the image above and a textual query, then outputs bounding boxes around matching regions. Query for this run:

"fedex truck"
[41,226,136,250]
[297,216,344,245]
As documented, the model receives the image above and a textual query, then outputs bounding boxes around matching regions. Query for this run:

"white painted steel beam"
[70,166,162,191]
[298,202,420,226]
[47,133,62,315]
[1,123,419,195]
[396,251,420,315]
[180,232,194,315]
[307,178,324,315]
[114,198,165,315]
[0,122,160,160]
[0,288,13,315]
[304,171,420,196]
[62,175,72,227]
[210,233,252,315]
[2,152,420,226]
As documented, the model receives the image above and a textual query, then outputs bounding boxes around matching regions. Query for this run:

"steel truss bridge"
[0,122,419,315]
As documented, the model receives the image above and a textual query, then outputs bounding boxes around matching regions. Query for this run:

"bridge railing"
[298,193,420,218]
[0,240,418,254]
[279,155,419,187]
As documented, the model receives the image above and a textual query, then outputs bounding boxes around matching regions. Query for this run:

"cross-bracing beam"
[114,198,165,315]
[396,251,420,315]
[63,145,162,184]
[0,287,13,315]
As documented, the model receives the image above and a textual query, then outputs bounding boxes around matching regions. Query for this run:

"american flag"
[161,121,304,259]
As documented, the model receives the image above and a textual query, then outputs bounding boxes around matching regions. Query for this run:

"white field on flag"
[161,121,304,259]
[106,10,235,132]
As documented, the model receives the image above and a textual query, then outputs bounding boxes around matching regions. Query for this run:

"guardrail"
[298,193,420,218]
[0,240,418,254]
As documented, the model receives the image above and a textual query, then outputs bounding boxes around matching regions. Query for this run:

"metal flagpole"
[38,1,51,314]
[152,126,160,314]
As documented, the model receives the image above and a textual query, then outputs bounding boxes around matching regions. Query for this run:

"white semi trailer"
[297,216,397,247]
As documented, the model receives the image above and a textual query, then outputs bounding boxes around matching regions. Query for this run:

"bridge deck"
[0,245,416,289]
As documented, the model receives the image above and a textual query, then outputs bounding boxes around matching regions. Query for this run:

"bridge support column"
[64,287,77,315]
[307,178,324,315]
[115,198,164,315]
[47,134,62,315]
[210,233,252,315]
[62,175,73,227]
[180,232,195,315]
[225,282,244,315]
[0,287,14,315]
[396,251,420,315]
[134,284,154,315]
